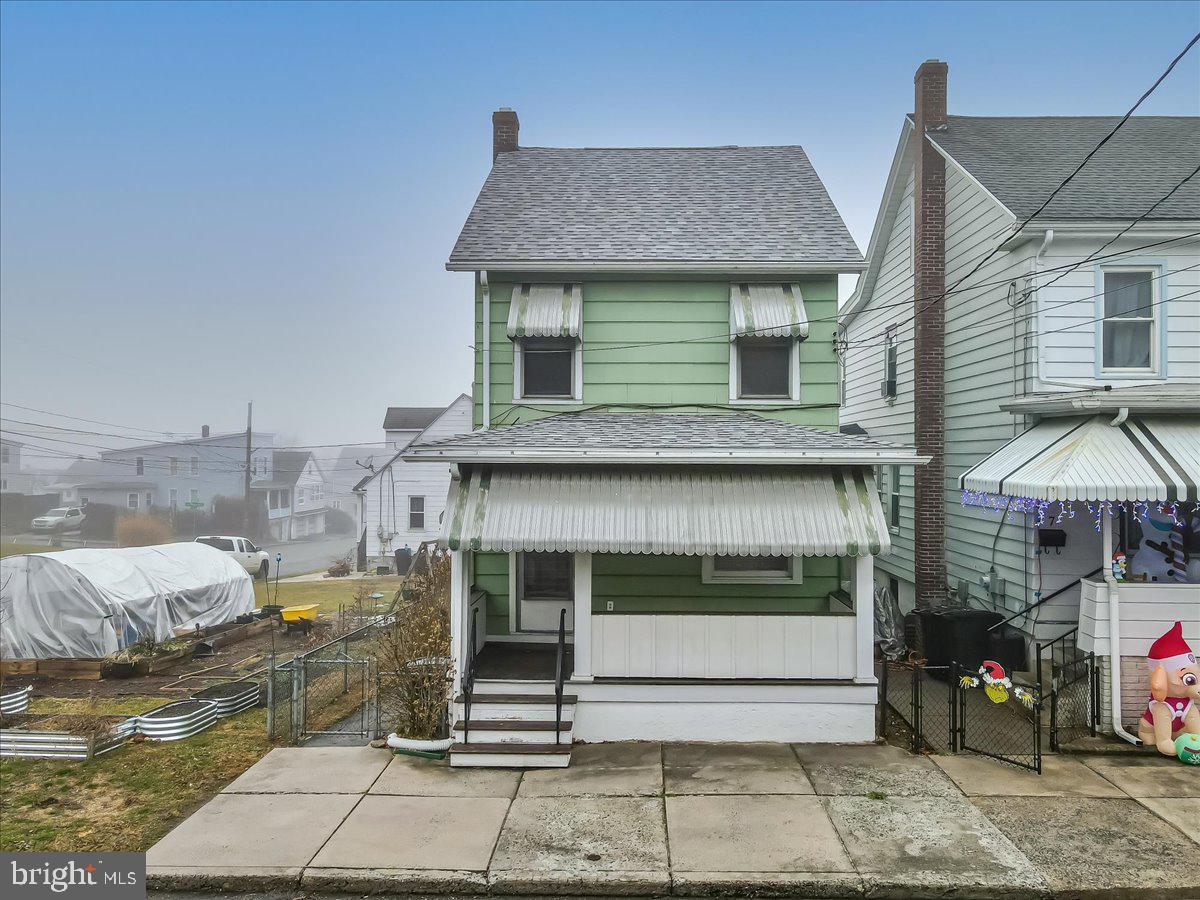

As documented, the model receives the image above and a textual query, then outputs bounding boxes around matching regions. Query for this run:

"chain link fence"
[879,661,955,754]
[1041,629,1100,751]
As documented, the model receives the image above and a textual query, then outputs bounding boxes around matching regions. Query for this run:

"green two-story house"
[406,109,925,766]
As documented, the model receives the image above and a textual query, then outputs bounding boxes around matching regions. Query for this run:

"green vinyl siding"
[473,551,510,636]
[474,275,839,429]
[593,553,840,615]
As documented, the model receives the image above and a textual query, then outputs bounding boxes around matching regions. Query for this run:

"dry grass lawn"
[253,575,404,615]
[0,695,272,852]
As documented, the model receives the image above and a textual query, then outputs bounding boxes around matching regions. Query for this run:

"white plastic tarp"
[0,542,255,660]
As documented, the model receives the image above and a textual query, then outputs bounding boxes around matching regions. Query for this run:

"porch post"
[572,552,594,682]
[450,549,467,696]
[853,554,877,684]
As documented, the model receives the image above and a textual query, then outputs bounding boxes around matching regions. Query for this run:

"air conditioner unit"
[879,378,897,398]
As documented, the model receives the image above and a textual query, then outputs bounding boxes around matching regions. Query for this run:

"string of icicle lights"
[960,491,1194,532]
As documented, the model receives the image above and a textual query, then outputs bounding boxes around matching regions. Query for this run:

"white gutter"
[448,260,867,274]
[480,270,491,430]
[404,448,930,466]
[1101,506,1140,745]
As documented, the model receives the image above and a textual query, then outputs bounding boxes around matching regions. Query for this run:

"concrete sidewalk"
[147,743,1199,898]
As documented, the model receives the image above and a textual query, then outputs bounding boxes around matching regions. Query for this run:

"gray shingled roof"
[382,407,444,431]
[448,146,863,269]
[929,116,1200,220]
[405,411,917,462]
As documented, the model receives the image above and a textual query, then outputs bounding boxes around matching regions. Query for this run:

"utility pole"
[243,401,253,535]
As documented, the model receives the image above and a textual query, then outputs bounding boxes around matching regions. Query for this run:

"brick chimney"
[912,60,948,610]
[201,425,210,438]
[492,108,519,159]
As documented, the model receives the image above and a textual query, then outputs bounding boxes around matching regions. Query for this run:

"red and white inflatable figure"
[1138,620,1200,757]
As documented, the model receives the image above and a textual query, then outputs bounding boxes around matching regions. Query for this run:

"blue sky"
[2,0,1197,456]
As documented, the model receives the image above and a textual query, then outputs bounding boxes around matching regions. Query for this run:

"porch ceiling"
[442,465,889,556]
[960,414,1199,503]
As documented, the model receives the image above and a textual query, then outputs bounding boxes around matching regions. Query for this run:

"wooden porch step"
[449,742,571,755]
[454,693,577,705]
[453,719,571,731]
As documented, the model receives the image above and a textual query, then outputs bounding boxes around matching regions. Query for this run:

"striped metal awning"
[442,465,888,556]
[960,415,1199,502]
[506,283,583,338]
[729,283,809,339]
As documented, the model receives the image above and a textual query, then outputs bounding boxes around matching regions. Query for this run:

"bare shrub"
[114,514,172,547]
[374,553,451,740]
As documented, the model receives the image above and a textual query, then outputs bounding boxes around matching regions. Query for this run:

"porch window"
[519,552,573,601]
[1100,268,1157,373]
[736,338,793,399]
[519,337,577,399]
[702,555,802,584]
[409,495,425,530]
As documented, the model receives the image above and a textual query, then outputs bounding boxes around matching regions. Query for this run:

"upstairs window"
[169,456,178,475]
[409,495,425,530]
[1100,268,1157,373]
[736,338,793,399]
[190,456,199,476]
[135,456,145,475]
[520,337,576,398]
[881,329,898,400]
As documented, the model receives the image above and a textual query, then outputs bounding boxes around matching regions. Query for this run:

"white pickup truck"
[195,535,270,579]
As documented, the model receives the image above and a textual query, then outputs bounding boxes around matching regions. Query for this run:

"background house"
[839,61,1199,732]
[0,437,59,495]
[253,449,328,541]
[356,394,471,571]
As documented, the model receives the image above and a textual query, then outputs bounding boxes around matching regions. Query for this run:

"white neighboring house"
[356,394,471,571]
[253,450,329,541]
[840,62,1198,736]
[0,437,58,495]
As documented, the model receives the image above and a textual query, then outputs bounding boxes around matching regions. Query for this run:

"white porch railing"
[1078,577,1200,658]
[590,614,858,679]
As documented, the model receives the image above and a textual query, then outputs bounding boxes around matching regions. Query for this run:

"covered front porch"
[445,464,886,745]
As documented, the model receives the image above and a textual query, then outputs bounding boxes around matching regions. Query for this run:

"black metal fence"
[1041,628,1100,751]
[880,661,956,754]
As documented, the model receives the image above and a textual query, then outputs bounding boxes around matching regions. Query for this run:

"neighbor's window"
[169,456,178,475]
[127,492,139,510]
[881,329,898,399]
[887,465,900,531]
[135,456,145,475]
[521,337,575,398]
[169,488,177,507]
[1,445,10,464]
[520,552,573,601]
[190,456,200,475]
[189,488,199,503]
[1101,269,1156,372]
[409,496,425,530]
[704,555,800,583]
[737,337,792,399]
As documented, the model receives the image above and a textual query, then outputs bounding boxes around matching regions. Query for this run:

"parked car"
[195,535,269,579]
[31,507,86,533]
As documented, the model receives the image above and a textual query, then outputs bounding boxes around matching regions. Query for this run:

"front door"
[516,551,575,634]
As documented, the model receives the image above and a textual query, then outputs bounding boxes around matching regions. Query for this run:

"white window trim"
[701,555,803,585]
[408,495,425,530]
[882,327,898,403]
[127,492,139,510]
[190,456,200,476]
[1098,265,1160,376]
[728,338,801,405]
[886,464,900,534]
[512,337,583,403]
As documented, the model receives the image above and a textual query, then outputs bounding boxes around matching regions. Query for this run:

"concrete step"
[449,742,572,768]
[452,719,572,744]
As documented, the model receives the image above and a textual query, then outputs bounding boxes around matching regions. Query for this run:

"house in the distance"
[355,394,471,571]
[253,450,329,541]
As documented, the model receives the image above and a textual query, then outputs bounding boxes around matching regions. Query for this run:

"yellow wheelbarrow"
[279,603,319,635]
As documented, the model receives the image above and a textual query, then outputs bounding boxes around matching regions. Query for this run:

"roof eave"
[446,260,866,275]
[403,448,929,466]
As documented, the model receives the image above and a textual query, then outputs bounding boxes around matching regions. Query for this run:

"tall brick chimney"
[201,424,210,438]
[492,108,519,159]
[912,60,948,610]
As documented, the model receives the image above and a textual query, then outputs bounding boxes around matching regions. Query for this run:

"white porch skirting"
[570,681,877,743]
[591,614,857,679]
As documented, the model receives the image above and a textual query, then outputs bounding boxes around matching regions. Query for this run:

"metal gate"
[267,626,381,745]
[953,660,1042,773]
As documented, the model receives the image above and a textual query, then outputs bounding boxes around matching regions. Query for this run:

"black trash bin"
[918,608,1005,673]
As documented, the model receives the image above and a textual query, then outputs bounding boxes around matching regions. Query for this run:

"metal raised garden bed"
[0,715,138,760]
[137,699,219,741]
[1,684,33,715]
[190,681,260,718]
